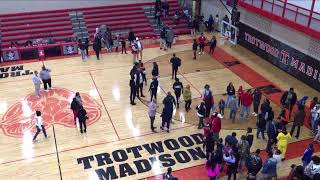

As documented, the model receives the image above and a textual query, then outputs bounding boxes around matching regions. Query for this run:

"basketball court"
[0,31,319,180]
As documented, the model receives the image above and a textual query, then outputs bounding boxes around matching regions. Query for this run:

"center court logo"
[0,87,102,138]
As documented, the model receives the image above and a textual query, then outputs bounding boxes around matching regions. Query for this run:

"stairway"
[143,5,163,35]
[69,11,89,40]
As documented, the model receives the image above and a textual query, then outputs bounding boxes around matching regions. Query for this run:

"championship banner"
[62,43,78,55]
[238,22,320,91]
[1,49,20,62]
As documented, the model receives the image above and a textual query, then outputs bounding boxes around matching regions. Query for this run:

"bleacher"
[0,0,190,48]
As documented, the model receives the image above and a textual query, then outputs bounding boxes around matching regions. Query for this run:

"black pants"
[150,116,155,130]
[205,104,211,117]
[290,125,301,138]
[200,44,205,52]
[150,90,157,101]
[79,119,87,132]
[167,42,172,48]
[161,118,170,130]
[185,100,191,110]
[137,83,144,97]
[142,74,147,84]
[266,134,276,153]
[175,92,181,107]
[209,46,215,54]
[95,49,100,60]
[130,87,137,104]
[121,46,127,54]
[33,125,47,140]
[253,101,260,114]
[172,67,178,79]
[42,78,52,90]
[193,50,197,59]
[227,172,237,180]
[85,47,89,56]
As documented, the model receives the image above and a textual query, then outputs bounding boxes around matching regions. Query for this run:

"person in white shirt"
[136,37,143,60]
[148,99,157,132]
[32,71,42,98]
[32,111,48,142]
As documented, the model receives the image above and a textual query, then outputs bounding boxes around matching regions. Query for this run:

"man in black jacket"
[129,76,137,105]
[77,106,88,133]
[170,53,181,80]
[149,77,159,101]
[280,88,297,117]
[172,78,183,108]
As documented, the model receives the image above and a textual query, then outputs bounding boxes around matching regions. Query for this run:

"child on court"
[121,36,127,54]
[32,110,48,142]
[218,99,225,115]
[113,34,120,52]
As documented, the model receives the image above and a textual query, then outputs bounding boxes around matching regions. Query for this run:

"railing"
[238,0,320,40]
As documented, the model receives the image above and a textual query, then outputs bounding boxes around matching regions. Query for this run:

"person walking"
[172,78,183,108]
[136,37,143,60]
[252,88,262,116]
[196,102,206,129]
[32,111,48,142]
[183,84,192,112]
[238,135,250,171]
[160,28,167,50]
[32,71,42,98]
[290,105,306,139]
[84,38,89,57]
[266,120,277,153]
[148,99,157,132]
[257,152,277,179]
[151,62,159,77]
[78,39,86,61]
[192,39,198,59]
[71,97,81,125]
[121,37,127,54]
[149,77,159,101]
[129,76,137,105]
[277,127,291,160]
[75,92,83,106]
[229,95,238,123]
[161,92,176,133]
[226,82,236,108]
[198,33,206,55]
[246,149,263,180]
[170,53,181,80]
[203,84,214,118]
[77,106,88,133]
[39,66,52,91]
[93,35,102,60]
[256,113,267,140]
[166,28,174,49]
[280,87,297,118]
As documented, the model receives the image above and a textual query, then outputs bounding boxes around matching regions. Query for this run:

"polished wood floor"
[0,33,317,180]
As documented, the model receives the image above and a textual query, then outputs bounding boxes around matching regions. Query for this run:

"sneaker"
[32,139,38,143]
[132,103,136,105]
[160,126,164,130]
[167,130,170,133]
[80,130,83,133]
[198,52,201,55]
[84,129,87,133]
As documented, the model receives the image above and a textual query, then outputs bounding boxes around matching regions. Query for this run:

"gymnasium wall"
[238,7,320,91]
[201,0,231,30]
[0,0,155,14]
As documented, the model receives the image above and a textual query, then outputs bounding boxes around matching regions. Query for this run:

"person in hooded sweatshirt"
[172,78,183,108]
[161,92,176,133]
[151,62,159,77]
[149,76,159,101]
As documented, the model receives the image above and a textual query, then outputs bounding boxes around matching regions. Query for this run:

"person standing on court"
[148,99,157,132]
[290,105,306,139]
[198,33,206,55]
[32,110,48,142]
[39,66,52,91]
[240,89,253,122]
[161,92,176,132]
[252,88,262,117]
[172,78,183,108]
[196,102,206,129]
[192,39,198,60]
[137,67,145,98]
[170,53,181,80]
[136,37,143,60]
[203,84,214,117]
[77,106,88,133]
[277,127,291,161]
[160,27,167,50]
[152,62,159,77]
[32,71,42,98]
[209,35,217,54]
[93,34,102,60]
[183,84,192,112]
[71,97,81,125]
[149,76,159,101]
[84,38,89,57]
[280,87,297,118]
[166,28,175,49]
[75,92,83,106]
[129,76,137,105]
[226,82,235,108]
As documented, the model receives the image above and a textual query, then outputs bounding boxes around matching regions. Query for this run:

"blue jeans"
[226,95,232,107]
[257,128,265,139]
[240,105,250,122]
[210,176,216,180]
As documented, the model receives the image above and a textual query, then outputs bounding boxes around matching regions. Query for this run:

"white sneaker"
[198,52,201,55]
[252,112,255,115]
